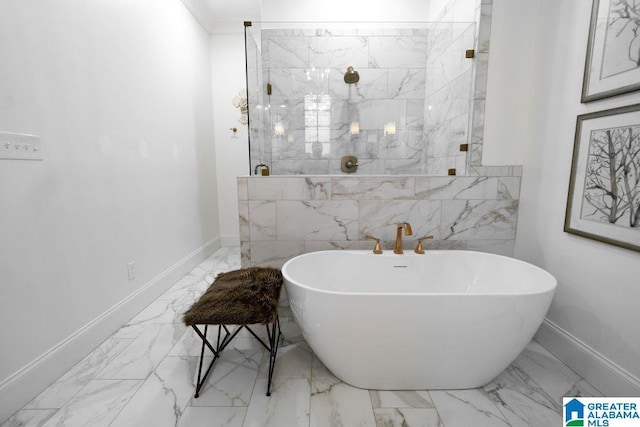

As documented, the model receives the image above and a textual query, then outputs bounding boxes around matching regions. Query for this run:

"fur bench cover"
[183,267,283,326]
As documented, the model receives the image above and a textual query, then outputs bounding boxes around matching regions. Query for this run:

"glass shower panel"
[244,23,270,174]
[245,22,476,176]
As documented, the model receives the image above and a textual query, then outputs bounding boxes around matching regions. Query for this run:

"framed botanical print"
[581,0,640,102]
[565,104,640,251]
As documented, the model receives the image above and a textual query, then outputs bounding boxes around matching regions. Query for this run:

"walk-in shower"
[244,21,481,176]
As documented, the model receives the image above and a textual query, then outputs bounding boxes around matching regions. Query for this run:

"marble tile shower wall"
[259,28,457,175]
[238,172,521,268]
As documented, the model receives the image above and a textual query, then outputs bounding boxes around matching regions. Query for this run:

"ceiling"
[181,0,260,33]
[203,0,260,21]
[182,0,435,33]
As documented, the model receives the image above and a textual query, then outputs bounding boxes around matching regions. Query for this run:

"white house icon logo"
[565,398,585,426]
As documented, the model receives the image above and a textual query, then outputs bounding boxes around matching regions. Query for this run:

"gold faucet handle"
[414,235,434,254]
[365,235,383,254]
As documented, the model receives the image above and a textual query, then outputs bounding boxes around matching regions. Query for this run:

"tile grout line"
[426,390,447,427]
[104,379,146,427]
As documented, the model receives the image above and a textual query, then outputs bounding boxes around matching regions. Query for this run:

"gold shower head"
[344,66,360,84]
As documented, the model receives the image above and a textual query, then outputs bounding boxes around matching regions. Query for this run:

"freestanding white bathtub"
[281,250,556,390]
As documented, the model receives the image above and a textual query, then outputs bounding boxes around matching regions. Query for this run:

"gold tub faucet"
[393,222,413,254]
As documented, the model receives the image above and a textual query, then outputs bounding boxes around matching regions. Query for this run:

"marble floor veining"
[2,247,602,427]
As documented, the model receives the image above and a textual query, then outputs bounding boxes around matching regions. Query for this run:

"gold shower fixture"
[344,66,360,84]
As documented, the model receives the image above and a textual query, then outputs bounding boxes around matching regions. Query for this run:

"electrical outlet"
[127,261,136,280]
[0,132,43,161]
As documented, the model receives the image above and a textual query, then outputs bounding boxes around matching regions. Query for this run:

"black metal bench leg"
[194,325,207,398]
[192,324,243,398]
[265,316,281,396]
[193,317,281,398]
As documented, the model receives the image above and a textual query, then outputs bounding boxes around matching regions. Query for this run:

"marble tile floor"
[3,246,602,427]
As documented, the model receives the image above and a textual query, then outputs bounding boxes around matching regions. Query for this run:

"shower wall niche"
[245,22,479,175]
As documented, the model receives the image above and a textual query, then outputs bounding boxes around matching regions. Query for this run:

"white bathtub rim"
[282,249,557,297]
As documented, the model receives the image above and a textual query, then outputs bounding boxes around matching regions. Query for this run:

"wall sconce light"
[384,122,396,136]
[350,122,360,135]
[274,122,285,136]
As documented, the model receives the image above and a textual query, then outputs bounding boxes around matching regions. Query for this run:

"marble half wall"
[238,168,521,268]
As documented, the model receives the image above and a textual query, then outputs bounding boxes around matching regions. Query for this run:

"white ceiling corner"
[182,0,261,34]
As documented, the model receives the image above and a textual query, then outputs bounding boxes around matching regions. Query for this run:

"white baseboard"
[535,319,640,396]
[0,237,220,423]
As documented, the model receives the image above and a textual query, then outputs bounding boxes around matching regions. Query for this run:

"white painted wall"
[0,0,219,417]
[485,0,640,393]
[211,29,251,245]
[481,0,538,166]
[260,0,429,22]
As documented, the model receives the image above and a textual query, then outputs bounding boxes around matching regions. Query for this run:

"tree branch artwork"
[566,105,640,251]
[606,0,640,73]
[582,0,640,101]
[583,124,640,228]
[609,0,640,67]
